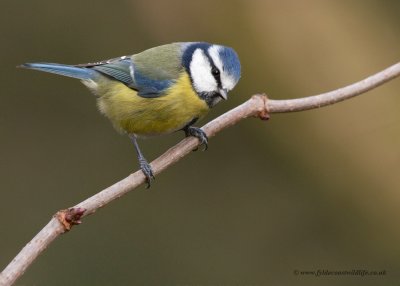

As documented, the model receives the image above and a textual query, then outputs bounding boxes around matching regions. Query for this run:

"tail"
[18,62,97,80]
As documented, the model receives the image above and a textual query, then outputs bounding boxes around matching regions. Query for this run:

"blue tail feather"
[19,63,97,80]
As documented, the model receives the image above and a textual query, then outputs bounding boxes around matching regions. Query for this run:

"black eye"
[211,67,220,77]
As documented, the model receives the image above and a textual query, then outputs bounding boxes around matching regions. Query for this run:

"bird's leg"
[129,135,154,188]
[183,126,208,151]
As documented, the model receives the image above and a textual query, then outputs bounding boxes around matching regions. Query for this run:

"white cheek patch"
[208,45,237,91]
[190,49,217,93]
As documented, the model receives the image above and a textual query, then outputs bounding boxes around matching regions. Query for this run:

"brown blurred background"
[1,0,400,285]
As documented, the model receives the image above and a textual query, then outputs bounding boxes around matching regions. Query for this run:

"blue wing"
[78,56,176,98]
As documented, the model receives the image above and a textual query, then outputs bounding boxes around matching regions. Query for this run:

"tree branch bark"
[1,62,400,286]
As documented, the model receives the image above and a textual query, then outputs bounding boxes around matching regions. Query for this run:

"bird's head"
[183,43,241,107]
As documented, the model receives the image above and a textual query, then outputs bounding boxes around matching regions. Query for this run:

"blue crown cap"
[218,46,241,81]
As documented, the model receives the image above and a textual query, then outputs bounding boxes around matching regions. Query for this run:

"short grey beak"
[218,88,228,100]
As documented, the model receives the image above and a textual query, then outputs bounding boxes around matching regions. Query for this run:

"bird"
[19,42,241,187]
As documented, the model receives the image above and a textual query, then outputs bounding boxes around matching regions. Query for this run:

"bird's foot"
[139,158,155,188]
[184,126,208,151]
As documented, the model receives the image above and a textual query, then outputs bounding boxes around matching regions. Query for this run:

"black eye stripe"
[211,66,220,77]
[204,52,222,88]
[211,66,221,87]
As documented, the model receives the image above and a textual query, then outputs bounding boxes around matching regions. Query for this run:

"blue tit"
[20,42,241,187]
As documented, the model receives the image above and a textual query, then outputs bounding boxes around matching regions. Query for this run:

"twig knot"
[55,208,86,232]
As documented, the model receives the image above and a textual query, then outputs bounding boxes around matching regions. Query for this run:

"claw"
[184,126,208,151]
[139,158,155,188]
[130,134,155,188]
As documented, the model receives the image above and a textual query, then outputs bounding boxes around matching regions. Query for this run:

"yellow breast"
[94,72,210,136]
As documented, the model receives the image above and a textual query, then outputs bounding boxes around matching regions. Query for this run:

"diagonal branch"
[267,62,400,113]
[1,62,400,286]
